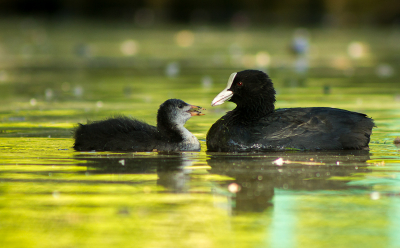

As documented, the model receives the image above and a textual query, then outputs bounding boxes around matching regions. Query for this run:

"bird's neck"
[157,121,184,142]
[157,122,200,150]
[176,125,200,151]
[234,100,275,121]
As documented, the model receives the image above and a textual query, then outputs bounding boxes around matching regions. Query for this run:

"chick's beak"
[188,105,205,116]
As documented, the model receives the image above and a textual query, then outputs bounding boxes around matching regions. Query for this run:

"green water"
[1,20,400,247]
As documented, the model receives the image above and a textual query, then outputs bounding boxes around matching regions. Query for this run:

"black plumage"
[74,99,204,152]
[206,70,374,152]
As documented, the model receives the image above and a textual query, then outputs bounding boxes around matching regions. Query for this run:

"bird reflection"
[73,152,194,193]
[207,150,371,214]
[73,150,372,214]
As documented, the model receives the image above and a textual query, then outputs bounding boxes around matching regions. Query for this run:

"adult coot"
[74,99,204,152]
[206,70,374,152]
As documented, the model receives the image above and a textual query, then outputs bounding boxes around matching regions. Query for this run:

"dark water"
[1,21,400,247]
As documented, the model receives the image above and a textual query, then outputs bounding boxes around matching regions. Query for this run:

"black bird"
[74,99,204,152]
[206,70,374,152]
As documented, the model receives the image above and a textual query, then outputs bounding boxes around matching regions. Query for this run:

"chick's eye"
[237,81,243,86]
[178,104,183,108]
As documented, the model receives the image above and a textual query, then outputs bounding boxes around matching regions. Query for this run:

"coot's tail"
[341,114,375,150]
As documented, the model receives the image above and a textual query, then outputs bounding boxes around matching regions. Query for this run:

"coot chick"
[207,70,374,152]
[74,99,205,152]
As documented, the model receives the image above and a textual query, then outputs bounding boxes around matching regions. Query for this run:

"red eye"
[237,82,243,86]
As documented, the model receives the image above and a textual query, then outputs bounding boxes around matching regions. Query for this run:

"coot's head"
[157,99,205,127]
[211,70,276,113]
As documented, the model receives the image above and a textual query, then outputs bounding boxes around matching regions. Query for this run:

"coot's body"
[206,70,374,152]
[74,99,204,152]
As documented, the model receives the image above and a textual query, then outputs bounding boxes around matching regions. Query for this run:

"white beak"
[211,72,237,106]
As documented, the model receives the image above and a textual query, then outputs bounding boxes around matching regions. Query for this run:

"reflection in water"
[74,150,372,214]
[207,150,371,214]
[74,152,194,193]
